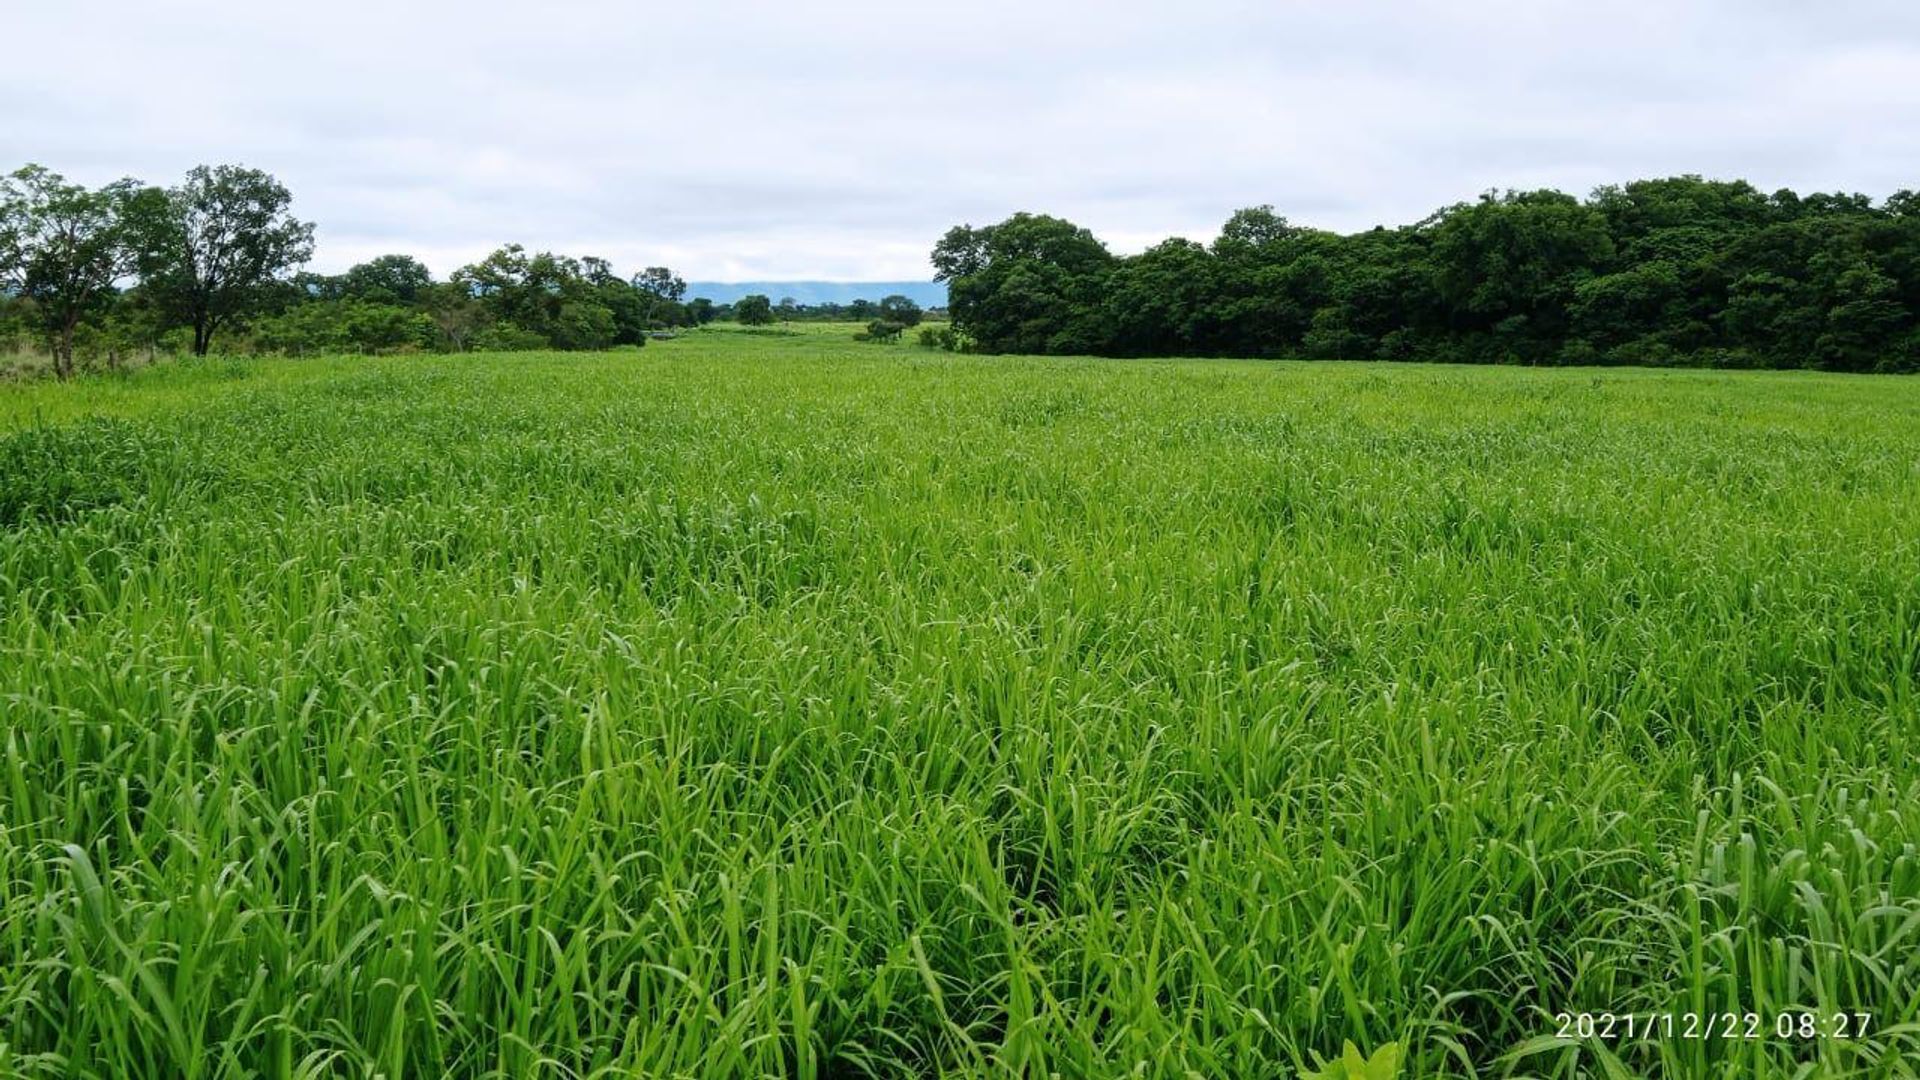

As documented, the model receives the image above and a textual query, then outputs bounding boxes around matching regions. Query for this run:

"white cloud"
[6,0,1917,279]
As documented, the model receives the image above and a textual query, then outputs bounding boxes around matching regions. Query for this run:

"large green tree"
[133,165,315,355]
[631,267,688,332]
[451,245,628,350]
[933,214,1115,353]
[876,294,924,327]
[1426,190,1614,362]
[1102,238,1219,356]
[734,294,775,326]
[0,165,147,378]
[339,254,433,305]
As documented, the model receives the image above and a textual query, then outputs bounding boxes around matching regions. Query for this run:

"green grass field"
[3,325,1918,1077]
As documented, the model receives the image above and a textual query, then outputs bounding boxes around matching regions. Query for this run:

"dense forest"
[935,178,1920,371]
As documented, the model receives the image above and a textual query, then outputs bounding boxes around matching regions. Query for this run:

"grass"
[1,325,1917,1077]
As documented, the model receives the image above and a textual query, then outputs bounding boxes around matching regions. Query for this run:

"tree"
[339,254,433,304]
[1813,258,1909,372]
[862,319,906,342]
[132,165,315,355]
[1101,238,1218,355]
[452,245,621,349]
[735,294,775,325]
[455,244,565,333]
[1214,204,1299,253]
[632,267,686,303]
[1569,261,1684,358]
[1426,190,1613,361]
[620,266,687,332]
[552,299,617,350]
[876,294,923,327]
[420,281,486,351]
[933,214,1116,353]
[687,297,717,325]
[0,165,147,379]
[469,323,549,351]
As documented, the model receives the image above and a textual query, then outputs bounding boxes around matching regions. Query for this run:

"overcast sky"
[7,0,1918,280]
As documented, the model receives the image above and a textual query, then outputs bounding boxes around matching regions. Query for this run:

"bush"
[470,323,550,352]
[863,320,906,343]
[252,300,436,356]
[552,300,617,351]
[915,325,972,352]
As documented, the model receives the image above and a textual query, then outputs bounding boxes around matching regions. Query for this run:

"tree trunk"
[54,326,75,381]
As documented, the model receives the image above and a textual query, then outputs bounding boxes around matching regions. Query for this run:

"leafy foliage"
[251,298,436,355]
[876,293,923,326]
[1,162,708,368]
[1304,1042,1404,1080]
[131,164,316,356]
[0,166,148,377]
[939,177,1920,370]
[734,292,775,325]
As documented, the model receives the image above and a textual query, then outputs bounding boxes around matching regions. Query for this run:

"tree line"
[14,164,1917,375]
[0,163,718,377]
[934,177,1920,372]
[725,294,932,327]
[722,293,931,345]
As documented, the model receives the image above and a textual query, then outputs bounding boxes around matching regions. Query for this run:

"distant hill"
[686,281,947,307]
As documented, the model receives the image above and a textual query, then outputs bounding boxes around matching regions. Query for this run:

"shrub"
[470,323,550,352]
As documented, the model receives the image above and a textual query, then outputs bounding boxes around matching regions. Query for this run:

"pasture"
[2,327,1917,1077]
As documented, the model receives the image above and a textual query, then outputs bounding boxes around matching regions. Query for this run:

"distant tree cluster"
[702,293,934,327]
[935,178,1920,372]
[849,295,924,343]
[0,162,705,376]
[253,250,701,358]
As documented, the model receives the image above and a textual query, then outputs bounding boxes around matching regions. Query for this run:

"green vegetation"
[18,162,1920,382]
[2,328,1915,1076]
[935,179,1920,370]
[735,293,776,326]
[0,163,714,373]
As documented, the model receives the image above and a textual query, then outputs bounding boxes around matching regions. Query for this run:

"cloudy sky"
[7,0,1918,280]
